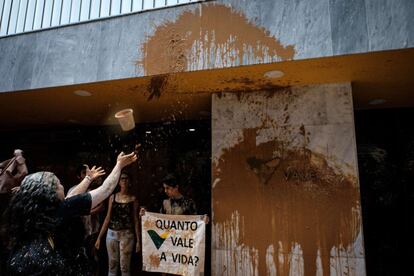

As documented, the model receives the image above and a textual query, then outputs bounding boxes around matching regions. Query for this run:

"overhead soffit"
[0,48,413,129]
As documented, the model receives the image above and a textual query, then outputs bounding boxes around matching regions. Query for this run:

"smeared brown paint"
[149,253,161,268]
[143,219,157,229]
[213,128,361,276]
[229,77,256,86]
[138,4,295,75]
[223,78,289,94]
[147,75,169,101]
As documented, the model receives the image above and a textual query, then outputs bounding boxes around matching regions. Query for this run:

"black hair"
[120,171,131,179]
[75,165,86,178]
[112,171,132,195]
[162,173,178,187]
[2,172,61,250]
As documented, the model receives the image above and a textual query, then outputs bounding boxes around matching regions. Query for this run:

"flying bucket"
[114,109,135,131]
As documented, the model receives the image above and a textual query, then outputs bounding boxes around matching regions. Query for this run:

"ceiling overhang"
[0,48,413,130]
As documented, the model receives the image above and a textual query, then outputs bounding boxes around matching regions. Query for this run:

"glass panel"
[100,0,109,17]
[50,0,62,26]
[79,0,90,21]
[24,0,36,31]
[0,0,5,30]
[0,0,12,35]
[42,0,53,28]
[142,0,153,10]
[121,0,132,13]
[89,0,100,19]
[15,0,28,32]
[166,0,178,6]
[0,0,205,36]
[153,0,165,8]
[7,0,20,34]
[132,0,142,12]
[33,0,46,30]
[60,0,71,24]
[70,0,81,22]
[111,0,121,16]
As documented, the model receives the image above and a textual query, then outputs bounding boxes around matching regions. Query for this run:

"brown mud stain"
[225,79,289,93]
[213,128,361,276]
[149,253,161,268]
[143,219,156,229]
[147,74,169,101]
[138,4,295,75]
[299,124,306,136]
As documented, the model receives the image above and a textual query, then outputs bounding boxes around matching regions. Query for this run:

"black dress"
[8,193,93,276]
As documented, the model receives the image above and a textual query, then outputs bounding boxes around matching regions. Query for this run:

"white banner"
[141,212,206,276]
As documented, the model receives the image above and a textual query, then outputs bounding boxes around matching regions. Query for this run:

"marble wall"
[0,0,413,93]
[211,83,366,275]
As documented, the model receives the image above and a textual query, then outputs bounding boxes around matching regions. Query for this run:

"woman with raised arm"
[3,151,137,276]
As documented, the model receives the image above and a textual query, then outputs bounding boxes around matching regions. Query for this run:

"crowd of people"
[0,149,208,276]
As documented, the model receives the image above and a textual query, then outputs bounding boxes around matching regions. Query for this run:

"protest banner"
[142,212,206,276]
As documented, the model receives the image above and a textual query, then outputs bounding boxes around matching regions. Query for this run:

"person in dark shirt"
[3,152,137,276]
[159,174,197,215]
[139,174,209,276]
[68,165,105,276]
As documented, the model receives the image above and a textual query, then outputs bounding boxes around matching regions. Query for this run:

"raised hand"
[139,207,146,217]
[84,165,106,181]
[14,149,26,164]
[116,152,137,168]
[14,149,24,156]
[202,214,210,224]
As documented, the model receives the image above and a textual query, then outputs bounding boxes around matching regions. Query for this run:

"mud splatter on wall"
[212,84,366,276]
[138,4,295,76]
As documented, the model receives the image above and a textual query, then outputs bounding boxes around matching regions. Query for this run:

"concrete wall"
[211,83,365,275]
[0,0,413,93]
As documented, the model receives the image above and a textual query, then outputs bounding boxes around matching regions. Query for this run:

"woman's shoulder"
[126,195,136,204]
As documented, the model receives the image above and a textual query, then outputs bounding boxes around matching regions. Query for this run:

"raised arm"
[14,149,28,182]
[89,152,137,209]
[66,165,105,198]
[95,195,113,250]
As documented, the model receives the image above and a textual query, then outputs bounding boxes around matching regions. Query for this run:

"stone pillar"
[211,83,366,276]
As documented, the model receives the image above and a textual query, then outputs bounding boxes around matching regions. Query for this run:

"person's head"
[76,165,87,180]
[162,174,180,198]
[3,172,62,248]
[21,171,65,201]
[118,172,130,192]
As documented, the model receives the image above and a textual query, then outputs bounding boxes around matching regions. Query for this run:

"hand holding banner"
[142,212,206,276]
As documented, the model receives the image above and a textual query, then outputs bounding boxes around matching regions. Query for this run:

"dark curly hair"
[3,172,61,250]
[162,173,178,187]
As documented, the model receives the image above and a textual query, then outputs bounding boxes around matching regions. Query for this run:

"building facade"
[1,0,413,275]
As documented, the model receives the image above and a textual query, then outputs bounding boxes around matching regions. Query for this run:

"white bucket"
[114,109,135,131]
